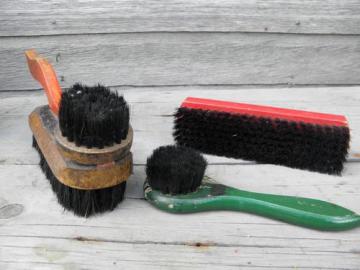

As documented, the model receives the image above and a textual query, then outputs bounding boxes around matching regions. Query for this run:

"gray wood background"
[1,0,360,90]
[1,2,360,269]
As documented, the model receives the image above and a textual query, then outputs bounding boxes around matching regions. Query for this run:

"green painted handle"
[144,182,360,231]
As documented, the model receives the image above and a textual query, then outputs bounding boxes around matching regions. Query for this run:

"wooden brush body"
[29,106,133,190]
[174,97,350,174]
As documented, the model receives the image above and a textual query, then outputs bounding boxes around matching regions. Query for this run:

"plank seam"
[1,30,360,38]
[1,234,359,251]
[1,160,360,166]
[2,84,360,93]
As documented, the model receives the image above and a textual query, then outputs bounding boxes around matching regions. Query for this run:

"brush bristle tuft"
[146,145,207,195]
[174,107,349,175]
[32,136,126,217]
[59,83,129,149]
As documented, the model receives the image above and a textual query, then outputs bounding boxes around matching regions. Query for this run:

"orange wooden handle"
[25,50,62,115]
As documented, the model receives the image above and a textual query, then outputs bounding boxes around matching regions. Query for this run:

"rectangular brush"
[174,97,350,174]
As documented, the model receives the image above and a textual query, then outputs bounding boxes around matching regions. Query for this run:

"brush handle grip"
[214,185,360,231]
[25,50,62,115]
[144,182,360,231]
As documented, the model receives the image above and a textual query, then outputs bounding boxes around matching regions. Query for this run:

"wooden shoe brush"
[26,50,133,217]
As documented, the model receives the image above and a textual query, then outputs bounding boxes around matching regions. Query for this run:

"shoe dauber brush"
[174,97,350,175]
[144,145,360,231]
[26,50,133,217]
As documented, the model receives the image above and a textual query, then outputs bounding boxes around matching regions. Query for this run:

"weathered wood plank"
[1,0,360,36]
[0,162,359,269]
[2,161,360,201]
[0,86,360,269]
[1,33,360,90]
[0,237,359,269]
[1,86,359,165]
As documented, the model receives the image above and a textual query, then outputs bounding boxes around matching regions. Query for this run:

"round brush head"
[59,83,129,149]
[146,145,207,195]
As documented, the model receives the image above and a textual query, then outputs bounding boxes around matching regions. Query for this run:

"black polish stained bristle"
[146,145,207,195]
[59,83,129,148]
[174,107,350,175]
[32,136,126,217]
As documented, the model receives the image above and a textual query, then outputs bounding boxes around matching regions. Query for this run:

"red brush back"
[181,97,348,128]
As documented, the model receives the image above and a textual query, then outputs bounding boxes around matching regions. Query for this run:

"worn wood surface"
[0,86,359,269]
[1,0,360,36]
[1,0,360,89]
[1,33,360,91]
[1,86,360,165]
[2,1,360,89]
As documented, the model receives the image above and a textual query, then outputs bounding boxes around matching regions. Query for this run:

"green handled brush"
[144,145,360,231]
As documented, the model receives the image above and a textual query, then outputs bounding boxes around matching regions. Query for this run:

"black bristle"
[32,136,126,217]
[174,107,350,175]
[59,83,129,149]
[146,145,207,195]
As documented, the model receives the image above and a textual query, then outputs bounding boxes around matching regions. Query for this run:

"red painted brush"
[174,97,350,174]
